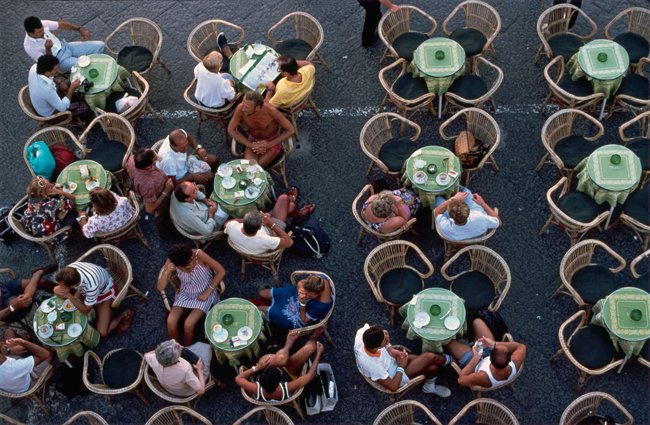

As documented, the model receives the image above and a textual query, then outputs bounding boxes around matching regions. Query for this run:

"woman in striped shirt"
[157,244,226,346]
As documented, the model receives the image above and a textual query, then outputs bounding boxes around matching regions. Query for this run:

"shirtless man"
[228,91,295,167]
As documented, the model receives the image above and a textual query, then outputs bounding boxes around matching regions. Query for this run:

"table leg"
[603,204,615,230]
[617,355,629,373]
[438,96,443,119]
[598,98,607,121]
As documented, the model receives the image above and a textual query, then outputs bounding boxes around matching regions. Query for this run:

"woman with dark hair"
[157,244,226,345]
[235,330,324,402]
[79,188,135,238]
[21,176,75,244]
[362,188,420,234]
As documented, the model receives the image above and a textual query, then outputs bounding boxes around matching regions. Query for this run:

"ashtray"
[429,304,441,316]
[88,68,99,78]
[222,314,234,326]
[597,52,608,63]
[435,50,445,60]
[630,309,643,321]
[426,164,437,174]
[610,154,621,165]
[239,179,249,189]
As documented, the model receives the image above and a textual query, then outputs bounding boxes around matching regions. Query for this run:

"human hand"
[478,336,495,348]
[198,289,211,301]
[316,341,324,355]
[389,4,400,12]
[164,178,174,193]
[261,213,274,227]
[5,338,27,347]
[196,147,207,159]
[453,191,469,202]
[10,295,32,310]
[70,78,82,91]
[53,285,71,298]
[396,352,408,367]
[79,27,91,40]
[383,329,391,346]
[251,141,267,155]
[44,38,53,49]
[208,204,217,216]
[472,193,485,205]
[194,358,204,373]
[255,355,273,370]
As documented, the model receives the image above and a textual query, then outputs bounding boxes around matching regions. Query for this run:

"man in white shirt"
[434,189,501,241]
[0,332,52,394]
[156,129,218,188]
[23,16,105,73]
[170,181,228,241]
[354,323,452,397]
[194,50,236,108]
[224,203,294,256]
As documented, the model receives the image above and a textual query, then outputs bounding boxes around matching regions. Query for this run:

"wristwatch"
[9,305,15,312]
[196,144,203,150]
[76,215,86,222]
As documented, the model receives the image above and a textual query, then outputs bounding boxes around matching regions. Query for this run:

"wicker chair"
[619,110,650,189]
[169,183,225,248]
[535,109,604,179]
[0,364,53,412]
[550,311,624,393]
[554,239,626,309]
[435,208,499,260]
[605,7,650,71]
[18,85,74,127]
[277,88,321,144]
[0,268,34,334]
[288,271,335,345]
[0,413,25,425]
[267,12,329,70]
[541,56,604,113]
[239,364,307,420]
[91,191,149,248]
[23,126,87,179]
[105,17,169,76]
[378,5,437,64]
[227,230,292,285]
[230,136,295,188]
[373,399,443,425]
[607,57,650,118]
[352,185,417,245]
[233,406,294,425]
[631,248,650,288]
[449,398,519,425]
[157,264,226,313]
[74,243,147,309]
[187,19,246,63]
[534,4,597,64]
[363,240,433,325]
[83,349,147,403]
[144,363,216,407]
[97,71,161,126]
[378,59,436,119]
[359,112,421,184]
[441,245,510,312]
[7,195,72,260]
[184,79,241,145]
[560,392,634,425]
[443,57,504,115]
[439,107,500,185]
[442,0,501,68]
[357,345,426,403]
[62,411,110,425]
[145,406,212,425]
[619,188,650,251]
[539,177,610,245]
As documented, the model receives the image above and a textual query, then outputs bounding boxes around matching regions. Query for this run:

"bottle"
[328,381,335,398]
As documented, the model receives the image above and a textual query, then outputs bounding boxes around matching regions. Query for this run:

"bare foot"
[285,329,300,347]
[117,309,134,333]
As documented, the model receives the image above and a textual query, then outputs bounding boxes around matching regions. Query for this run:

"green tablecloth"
[567,39,630,98]
[409,38,466,94]
[56,160,110,210]
[210,159,273,218]
[71,54,131,111]
[401,146,462,208]
[591,287,650,357]
[575,145,642,207]
[33,296,100,362]
[229,44,279,92]
[205,297,266,366]
[399,288,467,353]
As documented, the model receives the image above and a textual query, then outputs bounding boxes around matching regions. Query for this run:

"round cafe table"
[401,146,462,208]
[210,159,273,218]
[204,297,266,367]
[398,287,467,353]
[408,37,466,118]
[229,44,280,92]
[575,144,641,229]
[56,159,110,211]
[33,296,100,363]
[567,39,630,120]
[70,53,131,111]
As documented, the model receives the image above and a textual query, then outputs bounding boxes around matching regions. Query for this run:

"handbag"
[454,131,476,167]
[180,348,200,365]
[287,216,331,259]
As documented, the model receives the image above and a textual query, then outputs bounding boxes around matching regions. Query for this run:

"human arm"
[191,359,207,395]
[227,106,255,149]
[156,260,174,309]
[196,250,226,301]
[5,337,52,365]
[144,178,174,214]
[261,213,293,249]
[186,134,209,161]
[376,352,408,392]
[472,194,502,225]
[235,364,261,394]
[53,285,92,315]
[478,336,527,370]
[379,0,400,12]
[0,295,33,321]
[457,345,490,388]
[264,81,276,103]
[433,191,469,220]
[56,21,92,40]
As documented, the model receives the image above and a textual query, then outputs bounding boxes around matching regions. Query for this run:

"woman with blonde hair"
[362,188,420,234]
[78,188,135,238]
[21,176,75,244]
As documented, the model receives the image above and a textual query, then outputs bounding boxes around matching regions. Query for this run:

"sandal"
[117,309,135,333]
[290,204,316,219]
[286,185,299,203]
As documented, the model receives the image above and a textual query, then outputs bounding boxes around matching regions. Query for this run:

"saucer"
[217,164,233,178]
[444,316,461,330]
[414,159,426,169]
[413,171,427,184]
[222,176,236,189]
[62,300,76,312]
[63,182,77,193]
[40,301,56,313]
[77,56,91,67]
[436,173,450,186]
[47,311,58,323]
[85,179,100,190]
[67,323,83,338]
[414,311,430,327]
[245,186,260,199]
[37,324,54,338]
[213,328,228,343]
[238,326,253,341]
[253,177,263,186]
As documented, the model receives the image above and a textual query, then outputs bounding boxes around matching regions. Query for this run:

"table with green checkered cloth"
[398,288,467,353]
[205,297,267,366]
[567,39,630,98]
[575,145,642,208]
[408,37,466,94]
[71,53,131,111]
[56,160,110,211]
[401,146,462,208]
[229,44,280,92]
[33,296,100,363]
[210,159,273,218]
[591,287,650,358]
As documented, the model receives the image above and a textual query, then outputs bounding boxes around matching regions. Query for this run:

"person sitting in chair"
[194,51,236,109]
[0,264,57,323]
[434,189,501,241]
[170,181,228,241]
[0,331,53,394]
[156,129,219,188]
[264,55,316,109]
[78,188,136,239]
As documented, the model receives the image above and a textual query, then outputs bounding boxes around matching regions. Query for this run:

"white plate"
[413,171,427,184]
[62,300,76,312]
[436,173,450,186]
[47,311,58,323]
[222,176,236,189]
[217,164,233,178]
[67,323,83,338]
[85,179,100,190]
[77,55,91,67]
[253,177,263,186]
[40,300,56,313]
[238,326,253,341]
[414,159,426,169]
[444,315,461,331]
[37,324,54,338]
[63,182,77,193]
[213,328,229,343]
[245,187,260,199]
[414,311,430,327]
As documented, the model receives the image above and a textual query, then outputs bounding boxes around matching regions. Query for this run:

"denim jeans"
[57,40,105,72]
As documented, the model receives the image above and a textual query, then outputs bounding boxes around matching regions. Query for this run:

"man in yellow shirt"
[264,55,316,109]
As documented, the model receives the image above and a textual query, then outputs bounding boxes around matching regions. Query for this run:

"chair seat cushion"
[569,325,617,369]
[617,74,650,104]
[556,191,601,223]
[571,265,618,305]
[449,27,487,57]
[447,75,489,102]
[393,74,430,101]
[102,349,142,389]
[627,138,650,170]
[378,137,420,172]
[104,87,142,114]
[275,39,312,60]
[558,74,595,97]
[631,272,649,292]
[554,135,597,168]
[452,271,495,310]
[117,46,154,73]
[623,187,649,225]
[614,32,650,64]
[393,32,429,62]
[87,140,128,172]
[379,268,422,305]
[548,33,584,60]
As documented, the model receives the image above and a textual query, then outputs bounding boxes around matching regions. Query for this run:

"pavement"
[0,0,649,424]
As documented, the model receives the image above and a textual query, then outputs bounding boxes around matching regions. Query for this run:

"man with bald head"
[156,129,219,189]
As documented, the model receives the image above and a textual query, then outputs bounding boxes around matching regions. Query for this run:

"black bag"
[287,216,331,259]
[181,348,200,365]
[0,206,18,244]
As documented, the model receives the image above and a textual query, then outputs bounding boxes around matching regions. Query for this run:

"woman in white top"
[79,188,135,238]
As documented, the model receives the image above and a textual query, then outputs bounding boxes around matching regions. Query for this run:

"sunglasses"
[36,177,48,188]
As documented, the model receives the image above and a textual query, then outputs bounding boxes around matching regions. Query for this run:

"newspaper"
[240,49,280,92]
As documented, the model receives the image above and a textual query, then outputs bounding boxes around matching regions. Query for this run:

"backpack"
[49,144,77,176]
[26,141,56,180]
[287,216,330,259]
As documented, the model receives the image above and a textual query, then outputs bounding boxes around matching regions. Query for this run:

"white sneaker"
[422,381,451,398]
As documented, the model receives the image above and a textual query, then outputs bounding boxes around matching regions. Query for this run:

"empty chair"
[444,56,503,115]
[352,185,417,244]
[551,311,624,393]
[233,407,294,425]
[62,412,109,425]
[145,406,212,425]
[442,1,501,66]
[105,18,169,76]
[23,126,86,179]
[373,400,443,425]
[0,413,25,425]
[378,6,437,64]
[607,57,650,118]
[18,85,74,128]
[83,348,147,403]
[539,176,609,245]
[560,391,634,425]
[618,110,650,188]
[267,12,329,70]
[187,19,246,63]
[449,398,520,425]
[541,56,604,112]
[97,71,160,127]
[535,4,597,63]
[630,248,650,292]
[378,59,436,118]
[619,186,649,250]
[604,7,650,70]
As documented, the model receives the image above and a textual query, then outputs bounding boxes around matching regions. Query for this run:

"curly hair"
[168,243,194,267]
[448,199,470,225]
[370,191,396,219]
[26,176,51,199]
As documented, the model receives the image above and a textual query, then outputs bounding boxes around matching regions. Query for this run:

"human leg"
[167,307,186,341]
[446,339,473,362]
[67,41,106,58]
[405,352,447,379]
[361,2,382,47]
[186,341,212,377]
[258,288,272,301]
[183,309,206,346]
[285,338,317,377]
[94,301,125,337]
[270,194,292,223]
[471,318,495,340]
